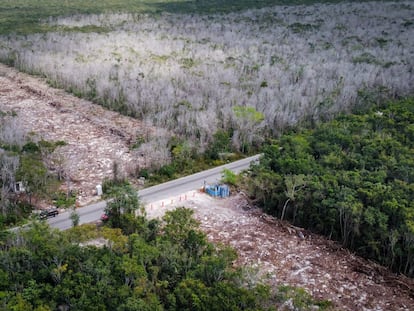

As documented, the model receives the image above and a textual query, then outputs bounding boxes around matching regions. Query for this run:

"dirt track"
[153,192,414,311]
[0,63,150,206]
[1,64,414,310]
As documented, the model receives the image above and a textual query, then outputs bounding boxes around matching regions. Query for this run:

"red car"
[100,213,109,221]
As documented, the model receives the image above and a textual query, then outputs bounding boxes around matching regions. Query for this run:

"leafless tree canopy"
[0,117,26,148]
[0,1,413,149]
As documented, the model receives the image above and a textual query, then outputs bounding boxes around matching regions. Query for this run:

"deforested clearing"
[1,1,413,149]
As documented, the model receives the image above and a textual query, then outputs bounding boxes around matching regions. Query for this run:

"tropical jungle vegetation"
[0,185,331,310]
[243,98,414,276]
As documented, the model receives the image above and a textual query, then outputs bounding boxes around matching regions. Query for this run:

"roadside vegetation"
[0,186,332,310]
[0,114,75,229]
[242,98,414,276]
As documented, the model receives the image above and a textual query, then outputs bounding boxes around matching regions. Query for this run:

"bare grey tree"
[0,1,412,154]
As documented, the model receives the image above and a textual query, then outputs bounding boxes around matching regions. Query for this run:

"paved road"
[47,154,261,230]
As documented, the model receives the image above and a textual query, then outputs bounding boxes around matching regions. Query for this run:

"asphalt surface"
[47,154,261,230]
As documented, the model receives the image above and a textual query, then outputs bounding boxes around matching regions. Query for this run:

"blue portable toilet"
[206,184,219,197]
[219,185,230,198]
[205,184,230,198]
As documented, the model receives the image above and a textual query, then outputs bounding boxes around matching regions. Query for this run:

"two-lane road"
[48,154,261,230]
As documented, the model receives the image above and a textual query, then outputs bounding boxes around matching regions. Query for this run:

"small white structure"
[14,181,25,193]
[96,184,103,196]
[138,177,145,186]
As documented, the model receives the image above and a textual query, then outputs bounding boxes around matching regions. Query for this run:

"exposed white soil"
[0,63,151,206]
[147,191,414,311]
[1,64,413,310]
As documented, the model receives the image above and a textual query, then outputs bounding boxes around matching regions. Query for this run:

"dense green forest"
[244,98,414,276]
[0,185,331,310]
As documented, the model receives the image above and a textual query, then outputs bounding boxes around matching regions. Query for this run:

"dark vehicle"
[39,208,59,220]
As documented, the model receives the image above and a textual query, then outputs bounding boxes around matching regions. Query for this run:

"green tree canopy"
[244,98,414,276]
